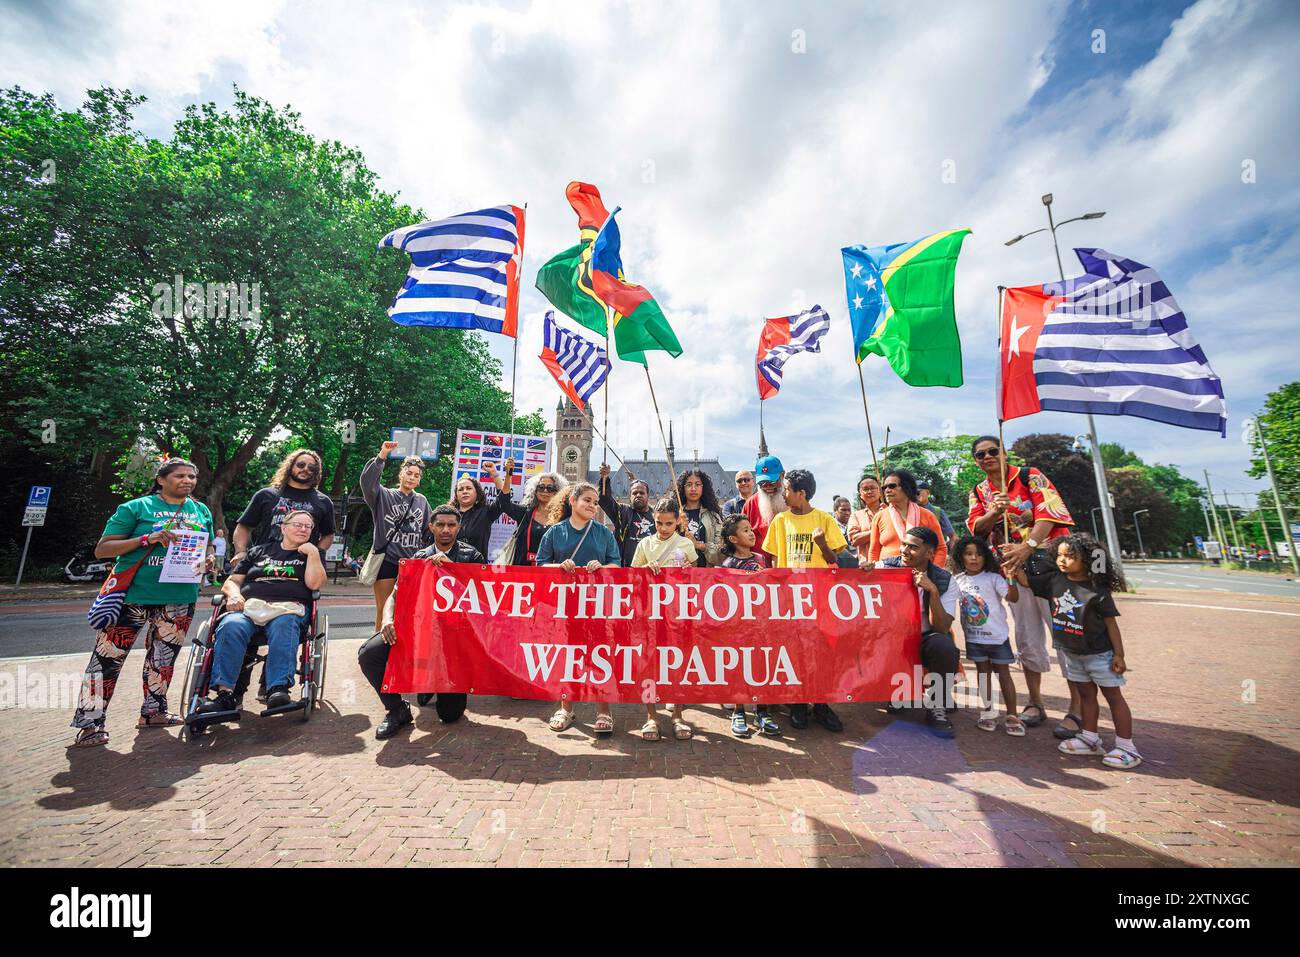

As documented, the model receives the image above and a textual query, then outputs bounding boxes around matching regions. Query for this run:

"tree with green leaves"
[1248,382,1300,504]
[1,86,543,568]
[865,435,987,529]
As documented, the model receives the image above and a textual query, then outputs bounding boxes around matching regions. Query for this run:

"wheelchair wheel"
[177,621,209,738]
[314,617,329,709]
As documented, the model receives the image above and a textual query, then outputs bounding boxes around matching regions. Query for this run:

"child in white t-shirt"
[951,535,1024,736]
[630,497,698,742]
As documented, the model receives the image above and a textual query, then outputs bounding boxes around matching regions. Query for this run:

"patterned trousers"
[70,602,194,730]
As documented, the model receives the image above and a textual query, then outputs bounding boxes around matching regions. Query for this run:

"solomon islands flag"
[379,205,526,336]
[999,248,1226,435]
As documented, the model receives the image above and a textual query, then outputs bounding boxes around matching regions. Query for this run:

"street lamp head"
[1082,211,1105,220]
[1071,435,1087,454]
[1005,235,1023,246]
[1041,193,1053,206]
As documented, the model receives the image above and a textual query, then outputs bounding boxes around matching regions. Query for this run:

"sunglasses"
[882,482,902,490]
[536,484,558,493]
[973,448,1001,459]
[737,477,754,484]
[293,462,319,472]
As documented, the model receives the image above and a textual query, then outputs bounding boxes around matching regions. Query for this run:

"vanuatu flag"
[589,206,681,365]
[841,228,970,387]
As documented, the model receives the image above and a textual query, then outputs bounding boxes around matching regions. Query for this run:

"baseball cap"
[917,480,931,491]
[754,455,784,482]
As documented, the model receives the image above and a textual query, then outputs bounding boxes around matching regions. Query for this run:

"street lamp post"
[1090,506,1102,540]
[1253,416,1300,575]
[1132,508,1149,559]
[1006,196,1123,579]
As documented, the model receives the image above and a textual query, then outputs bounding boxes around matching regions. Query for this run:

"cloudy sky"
[4,0,1297,511]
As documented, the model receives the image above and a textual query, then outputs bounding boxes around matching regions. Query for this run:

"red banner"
[382,561,923,704]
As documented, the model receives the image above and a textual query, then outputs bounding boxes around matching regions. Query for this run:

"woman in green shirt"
[70,459,214,747]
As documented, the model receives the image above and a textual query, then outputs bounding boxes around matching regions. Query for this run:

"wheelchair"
[179,591,329,741]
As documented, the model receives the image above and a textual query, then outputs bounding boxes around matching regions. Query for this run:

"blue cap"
[754,455,784,481]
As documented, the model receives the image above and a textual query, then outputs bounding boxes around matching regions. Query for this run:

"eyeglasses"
[536,484,558,493]
[882,482,901,490]
[973,448,1001,459]
[283,522,314,530]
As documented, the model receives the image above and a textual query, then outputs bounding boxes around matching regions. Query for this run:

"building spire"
[758,425,769,458]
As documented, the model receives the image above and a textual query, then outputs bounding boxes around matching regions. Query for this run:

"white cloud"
[4,0,1297,509]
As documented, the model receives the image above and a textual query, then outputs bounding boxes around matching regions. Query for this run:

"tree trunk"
[197,427,273,534]
[330,444,351,497]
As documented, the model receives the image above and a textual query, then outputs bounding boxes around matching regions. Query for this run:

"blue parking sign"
[28,486,51,507]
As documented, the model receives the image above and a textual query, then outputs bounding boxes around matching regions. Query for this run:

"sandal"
[1018,703,1046,727]
[639,719,660,741]
[976,709,998,732]
[1053,713,1083,740]
[1058,735,1106,756]
[548,708,574,732]
[1005,715,1026,737]
[672,718,693,740]
[137,712,184,728]
[70,727,109,748]
[1103,746,1142,769]
[593,712,614,736]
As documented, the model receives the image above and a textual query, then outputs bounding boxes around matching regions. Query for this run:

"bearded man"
[741,454,787,562]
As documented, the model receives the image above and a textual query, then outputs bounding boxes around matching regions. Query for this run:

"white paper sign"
[159,530,209,583]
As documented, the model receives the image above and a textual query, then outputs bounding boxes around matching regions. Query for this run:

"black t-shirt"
[237,486,336,547]
[233,543,315,607]
[413,541,486,564]
[1026,571,1120,655]
[684,508,708,568]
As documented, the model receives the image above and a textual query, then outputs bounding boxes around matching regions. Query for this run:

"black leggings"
[356,633,466,722]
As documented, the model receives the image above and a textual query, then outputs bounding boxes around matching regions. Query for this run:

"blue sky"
[3,0,1296,512]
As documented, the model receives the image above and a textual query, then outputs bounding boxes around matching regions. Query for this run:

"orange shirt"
[868,504,948,568]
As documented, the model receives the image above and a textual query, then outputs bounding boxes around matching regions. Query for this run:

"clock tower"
[554,397,593,484]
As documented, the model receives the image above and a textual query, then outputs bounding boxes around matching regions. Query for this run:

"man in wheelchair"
[193,509,326,718]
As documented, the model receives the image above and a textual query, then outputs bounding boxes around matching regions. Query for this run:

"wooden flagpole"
[643,362,684,510]
[882,426,891,474]
[856,363,881,483]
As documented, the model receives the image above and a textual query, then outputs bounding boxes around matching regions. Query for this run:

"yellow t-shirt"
[631,533,699,568]
[762,508,847,568]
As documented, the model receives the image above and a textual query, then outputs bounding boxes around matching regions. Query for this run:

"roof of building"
[589,456,738,503]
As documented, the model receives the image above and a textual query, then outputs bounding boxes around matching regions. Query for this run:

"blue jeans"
[210,611,302,692]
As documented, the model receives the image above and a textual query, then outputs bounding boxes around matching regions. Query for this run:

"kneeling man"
[357,504,484,739]
[876,525,961,738]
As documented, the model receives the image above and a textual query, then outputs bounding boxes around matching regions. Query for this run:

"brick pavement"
[1,588,1297,867]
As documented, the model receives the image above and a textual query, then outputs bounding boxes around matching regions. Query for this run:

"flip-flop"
[137,712,184,728]
[69,727,109,748]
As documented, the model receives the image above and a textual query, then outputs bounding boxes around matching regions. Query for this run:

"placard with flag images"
[379,204,525,336]
[999,248,1226,435]
[540,311,610,411]
[756,306,831,400]
[841,228,970,387]
[536,181,681,365]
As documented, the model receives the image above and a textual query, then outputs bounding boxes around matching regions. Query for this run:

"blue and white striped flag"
[756,305,831,400]
[540,312,609,411]
[379,204,525,336]
[1000,248,1226,435]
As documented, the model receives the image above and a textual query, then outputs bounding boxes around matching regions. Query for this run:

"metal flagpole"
[603,305,612,468]
[507,202,528,448]
[995,287,1011,547]
[882,426,891,474]
[1255,416,1300,574]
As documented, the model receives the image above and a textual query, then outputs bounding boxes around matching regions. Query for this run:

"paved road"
[1124,561,1300,598]
[0,600,378,659]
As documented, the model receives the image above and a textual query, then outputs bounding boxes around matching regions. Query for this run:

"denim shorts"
[965,639,1015,665]
[1058,648,1126,687]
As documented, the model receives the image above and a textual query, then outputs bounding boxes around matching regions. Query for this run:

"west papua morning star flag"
[999,248,1226,435]
[539,311,610,411]
[755,306,831,400]
[379,205,526,336]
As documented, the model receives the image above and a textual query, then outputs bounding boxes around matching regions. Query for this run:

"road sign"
[22,508,47,527]
[27,486,51,507]
[388,427,441,461]
[1291,522,1300,541]
[1203,540,1223,560]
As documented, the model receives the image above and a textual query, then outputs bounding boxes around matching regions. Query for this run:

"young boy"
[761,469,847,732]
[719,515,780,737]
[631,497,698,741]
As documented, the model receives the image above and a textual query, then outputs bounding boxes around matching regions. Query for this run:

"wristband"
[140,535,152,548]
